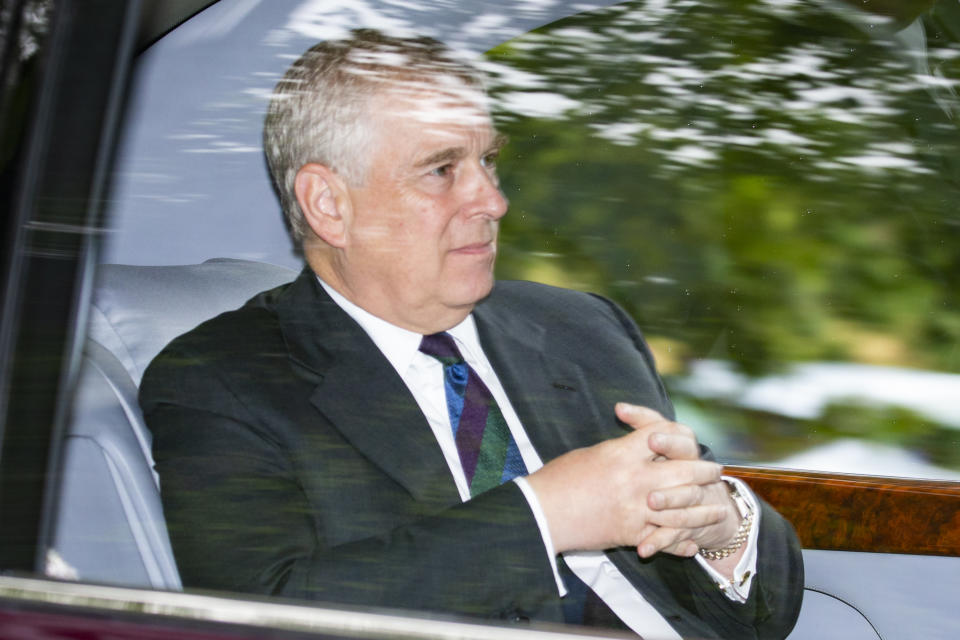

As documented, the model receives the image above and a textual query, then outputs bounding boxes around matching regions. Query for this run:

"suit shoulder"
[139,287,288,405]
[487,280,625,325]
[159,291,284,361]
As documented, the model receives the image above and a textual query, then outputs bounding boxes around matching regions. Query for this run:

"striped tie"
[420,333,627,631]
[419,332,528,496]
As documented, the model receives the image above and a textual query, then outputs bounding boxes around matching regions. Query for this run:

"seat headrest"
[88,259,298,385]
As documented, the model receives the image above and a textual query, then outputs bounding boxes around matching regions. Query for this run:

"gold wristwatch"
[698,480,755,561]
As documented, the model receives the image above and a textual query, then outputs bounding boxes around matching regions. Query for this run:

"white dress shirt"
[319,279,758,638]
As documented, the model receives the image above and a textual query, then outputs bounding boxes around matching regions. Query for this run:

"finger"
[689,459,723,485]
[637,526,689,558]
[648,483,707,511]
[669,540,700,557]
[640,536,700,558]
[648,431,699,461]
[636,523,657,541]
[650,459,723,487]
[645,503,727,531]
[614,403,669,430]
[637,527,700,558]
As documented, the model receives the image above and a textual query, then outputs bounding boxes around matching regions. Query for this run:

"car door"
[3,1,959,639]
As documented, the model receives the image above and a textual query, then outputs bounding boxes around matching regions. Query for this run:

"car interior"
[51,259,296,589]
[48,257,898,640]
[8,1,956,639]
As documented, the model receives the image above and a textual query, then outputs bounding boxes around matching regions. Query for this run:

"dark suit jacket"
[140,267,803,639]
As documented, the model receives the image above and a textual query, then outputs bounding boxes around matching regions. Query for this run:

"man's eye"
[430,164,452,177]
[481,152,498,168]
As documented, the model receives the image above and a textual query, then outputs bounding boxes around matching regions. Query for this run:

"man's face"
[335,87,508,332]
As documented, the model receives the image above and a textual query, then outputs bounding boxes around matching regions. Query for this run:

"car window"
[482,0,960,480]
[3,1,956,638]
[106,0,960,481]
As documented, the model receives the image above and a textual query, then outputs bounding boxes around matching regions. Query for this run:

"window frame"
[0,0,140,572]
[0,3,957,639]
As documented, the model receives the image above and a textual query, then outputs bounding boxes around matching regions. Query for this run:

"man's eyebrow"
[490,133,509,153]
[414,134,510,169]
[415,147,467,169]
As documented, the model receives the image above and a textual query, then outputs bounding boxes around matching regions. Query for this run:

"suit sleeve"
[594,293,804,639]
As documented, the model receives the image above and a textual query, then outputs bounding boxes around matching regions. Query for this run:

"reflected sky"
[104,0,960,479]
[678,360,960,428]
[106,0,624,269]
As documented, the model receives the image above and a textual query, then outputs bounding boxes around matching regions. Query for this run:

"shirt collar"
[317,276,482,374]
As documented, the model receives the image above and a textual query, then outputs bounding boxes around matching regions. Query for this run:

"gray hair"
[263,29,486,244]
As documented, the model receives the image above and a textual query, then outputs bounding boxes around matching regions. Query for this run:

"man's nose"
[464,165,508,220]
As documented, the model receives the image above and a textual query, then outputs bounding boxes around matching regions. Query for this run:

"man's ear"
[294,163,351,248]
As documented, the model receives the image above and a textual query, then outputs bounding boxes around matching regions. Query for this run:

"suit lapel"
[475,289,696,630]
[274,276,715,636]
[275,269,459,507]
[474,292,609,463]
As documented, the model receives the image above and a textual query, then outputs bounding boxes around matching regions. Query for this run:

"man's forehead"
[375,82,492,128]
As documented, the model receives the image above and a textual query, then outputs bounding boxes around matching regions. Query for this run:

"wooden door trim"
[725,465,960,555]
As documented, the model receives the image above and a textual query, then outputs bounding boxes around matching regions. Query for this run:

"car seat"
[51,258,297,589]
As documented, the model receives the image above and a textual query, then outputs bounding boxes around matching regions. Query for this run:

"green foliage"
[485,0,960,469]
[488,0,960,374]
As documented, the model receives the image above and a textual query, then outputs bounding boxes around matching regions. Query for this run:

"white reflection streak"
[821,108,867,125]
[722,135,764,147]
[838,155,927,172]
[756,0,805,20]
[664,145,717,166]
[185,142,261,154]
[123,172,175,184]
[550,27,607,42]
[495,91,580,119]
[516,0,561,11]
[634,0,672,19]
[797,85,886,107]
[460,12,511,40]
[912,73,960,89]
[774,439,960,480]
[590,122,649,146]
[381,0,438,11]
[171,0,262,45]
[649,127,705,142]
[618,31,672,45]
[244,87,281,102]
[871,142,917,155]
[168,134,218,140]
[279,0,423,43]
[379,90,492,128]
[478,61,548,90]
[762,128,815,147]
[136,194,209,204]
[678,360,960,430]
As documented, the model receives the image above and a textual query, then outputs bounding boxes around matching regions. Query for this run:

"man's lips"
[450,240,496,255]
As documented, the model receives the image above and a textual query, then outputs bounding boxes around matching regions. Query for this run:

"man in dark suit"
[140,30,802,638]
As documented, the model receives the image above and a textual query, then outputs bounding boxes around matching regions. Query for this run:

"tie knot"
[419,332,464,365]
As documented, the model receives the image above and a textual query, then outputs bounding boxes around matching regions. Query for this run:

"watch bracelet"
[698,507,754,560]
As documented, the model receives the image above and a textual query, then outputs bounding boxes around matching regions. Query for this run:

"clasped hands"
[527,403,740,563]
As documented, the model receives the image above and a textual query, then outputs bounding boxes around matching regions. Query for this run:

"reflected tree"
[483,0,960,469]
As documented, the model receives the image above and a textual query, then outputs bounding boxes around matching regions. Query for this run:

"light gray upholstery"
[789,550,960,640]
[53,259,298,589]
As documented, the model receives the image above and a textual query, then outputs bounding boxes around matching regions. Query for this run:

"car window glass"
[106,0,960,481]
[480,0,960,480]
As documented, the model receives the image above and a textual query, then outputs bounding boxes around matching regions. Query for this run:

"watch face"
[724,480,753,519]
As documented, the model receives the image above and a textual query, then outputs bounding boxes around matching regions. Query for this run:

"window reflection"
[105,0,960,479]
[484,0,960,478]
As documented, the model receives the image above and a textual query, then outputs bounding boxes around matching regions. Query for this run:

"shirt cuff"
[513,476,568,596]
[694,475,761,603]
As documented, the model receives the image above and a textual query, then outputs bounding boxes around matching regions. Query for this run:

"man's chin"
[446,274,495,309]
